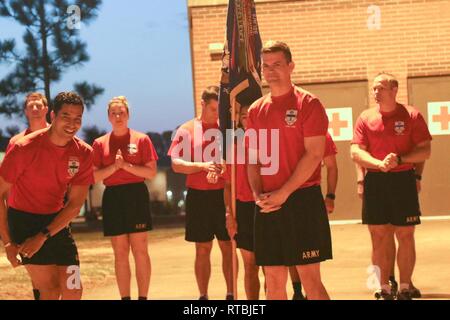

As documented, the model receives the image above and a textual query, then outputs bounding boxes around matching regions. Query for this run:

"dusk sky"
[0,0,196,134]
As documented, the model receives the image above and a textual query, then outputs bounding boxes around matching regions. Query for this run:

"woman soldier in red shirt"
[93,96,158,300]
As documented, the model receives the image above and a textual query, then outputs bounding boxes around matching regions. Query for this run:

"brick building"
[187,0,450,219]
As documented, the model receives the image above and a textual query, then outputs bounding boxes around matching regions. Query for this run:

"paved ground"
[2,219,450,300]
[83,219,450,300]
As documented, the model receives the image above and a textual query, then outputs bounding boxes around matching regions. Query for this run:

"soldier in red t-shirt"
[247,41,332,300]
[356,160,424,298]
[3,92,50,301]
[224,102,261,300]
[93,96,158,300]
[168,86,233,300]
[351,73,432,300]
[0,92,94,300]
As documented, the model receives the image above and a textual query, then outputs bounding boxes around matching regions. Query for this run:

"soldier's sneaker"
[292,291,307,300]
[374,290,395,300]
[397,289,413,300]
[409,285,422,299]
[389,279,399,297]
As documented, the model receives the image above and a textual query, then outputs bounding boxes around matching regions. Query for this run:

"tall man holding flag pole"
[246,41,332,300]
[218,0,263,300]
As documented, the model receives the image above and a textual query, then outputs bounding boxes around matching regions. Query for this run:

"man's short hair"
[53,92,84,115]
[108,96,130,113]
[262,40,292,63]
[23,92,48,109]
[375,72,399,89]
[201,86,219,104]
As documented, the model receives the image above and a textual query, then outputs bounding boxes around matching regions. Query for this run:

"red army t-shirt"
[93,129,158,187]
[226,133,336,201]
[235,162,254,202]
[227,163,254,202]
[0,128,94,214]
[313,133,338,182]
[352,104,432,172]
[168,118,225,190]
[224,140,255,202]
[324,133,337,158]
[6,128,32,154]
[246,86,329,193]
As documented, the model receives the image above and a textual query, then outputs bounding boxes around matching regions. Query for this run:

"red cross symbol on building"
[329,112,349,137]
[432,106,450,130]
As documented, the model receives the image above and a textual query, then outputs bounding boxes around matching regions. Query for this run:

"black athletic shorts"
[254,185,333,266]
[8,207,79,266]
[363,170,421,226]
[102,182,153,236]
[185,188,230,243]
[235,200,256,252]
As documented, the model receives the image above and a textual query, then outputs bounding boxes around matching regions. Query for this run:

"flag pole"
[219,0,263,300]
[230,97,238,300]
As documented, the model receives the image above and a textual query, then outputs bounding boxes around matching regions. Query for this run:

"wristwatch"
[415,174,422,181]
[326,193,336,200]
[40,227,52,239]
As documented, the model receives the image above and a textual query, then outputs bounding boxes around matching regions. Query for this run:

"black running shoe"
[374,290,395,300]
[199,295,208,300]
[33,289,40,300]
[225,294,234,300]
[389,278,399,297]
[397,289,413,300]
[292,291,306,300]
[409,285,421,298]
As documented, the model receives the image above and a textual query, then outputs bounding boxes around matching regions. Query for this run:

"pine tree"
[82,124,105,145]
[5,125,19,137]
[0,0,104,118]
